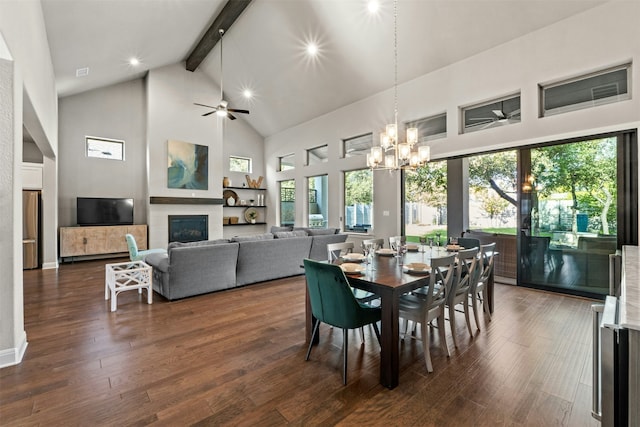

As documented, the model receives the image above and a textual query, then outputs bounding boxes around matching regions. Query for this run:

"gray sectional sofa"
[144,228,348,300]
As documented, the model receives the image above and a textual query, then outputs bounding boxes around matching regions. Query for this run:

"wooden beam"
[185,0,252,72]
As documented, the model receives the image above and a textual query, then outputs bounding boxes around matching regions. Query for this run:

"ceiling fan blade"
[202,111,215,117]
[492,109,506,119]
[194,103,216,109]
[227,108,250,114]
[228,113,237,120]
[469,117,495,121]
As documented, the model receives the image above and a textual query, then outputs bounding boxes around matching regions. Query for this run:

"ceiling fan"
[467,101,521,130]
[195,29,249,120]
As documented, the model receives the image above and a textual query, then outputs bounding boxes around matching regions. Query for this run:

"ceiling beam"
[185,0,252,72]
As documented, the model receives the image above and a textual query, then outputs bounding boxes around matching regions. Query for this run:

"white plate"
[341,263,366,274]
[403,262,431,274]
[342,253,365,262]
[376,248,395,256]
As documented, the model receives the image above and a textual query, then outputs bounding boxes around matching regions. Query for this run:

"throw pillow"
[270,225,293,233]
[230,233,275,242]
[274,230,308,239]
[306,228,339,236]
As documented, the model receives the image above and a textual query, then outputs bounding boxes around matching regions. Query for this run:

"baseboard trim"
[496,275,516,285]
[0,331,28,368]
[42,261,59,270]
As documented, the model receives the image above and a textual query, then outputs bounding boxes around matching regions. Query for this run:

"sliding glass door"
[519,134,635,298]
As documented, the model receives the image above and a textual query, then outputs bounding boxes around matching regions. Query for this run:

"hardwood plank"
[0,259,603,426]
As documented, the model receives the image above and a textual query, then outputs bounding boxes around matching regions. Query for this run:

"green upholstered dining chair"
[125,234,166,262]
[303,259,382,385]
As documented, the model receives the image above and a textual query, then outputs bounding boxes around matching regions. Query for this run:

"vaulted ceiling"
[40,0,606,138]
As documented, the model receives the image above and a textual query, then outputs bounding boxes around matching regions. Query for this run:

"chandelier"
[368,0,430,170]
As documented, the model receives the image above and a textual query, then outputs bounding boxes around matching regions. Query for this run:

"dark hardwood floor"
[2,258,600,426]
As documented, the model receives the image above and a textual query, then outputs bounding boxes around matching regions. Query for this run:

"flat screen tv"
[77,197,134,226]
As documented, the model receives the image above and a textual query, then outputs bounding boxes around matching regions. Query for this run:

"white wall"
[0,1,57,367]
[265,1,640,241]
[146,63,264,247]
[58,79,147,227]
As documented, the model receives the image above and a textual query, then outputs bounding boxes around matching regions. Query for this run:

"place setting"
[340,262,366,275]
[341,252,366,262]
[375,248,396,256]
[402,262,431,275]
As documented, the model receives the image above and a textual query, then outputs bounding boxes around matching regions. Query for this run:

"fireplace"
[168,215,208,243]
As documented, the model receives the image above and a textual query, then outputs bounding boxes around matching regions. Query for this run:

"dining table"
[304,246,497,389]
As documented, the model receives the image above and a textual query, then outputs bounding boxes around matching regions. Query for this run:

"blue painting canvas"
[167,140,208,190]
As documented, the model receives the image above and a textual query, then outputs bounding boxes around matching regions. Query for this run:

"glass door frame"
[517,130,637,299]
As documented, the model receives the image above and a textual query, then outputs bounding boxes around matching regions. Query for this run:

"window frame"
[279,179,296,227]
[343,168,374,233]
[539,63,631,117]
[86,136,125,161]
[460,93,521,134]
[279,153,295,171]
[306,145,328,166]
[342,133,373,158]
[229,155,252,173]
[405,113,447,143]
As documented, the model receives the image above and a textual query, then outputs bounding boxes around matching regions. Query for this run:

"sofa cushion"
[168,239,229,250]
[270,225,293,233]
[274,230,308,239]
[145,252,169,273]
[230,233,274,242]
[168,239,230,261]
[236,237,312,286]
[308,233,349,260]
[163,242,240,299]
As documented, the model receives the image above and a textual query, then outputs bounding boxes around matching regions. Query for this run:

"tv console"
[59,224,147,261]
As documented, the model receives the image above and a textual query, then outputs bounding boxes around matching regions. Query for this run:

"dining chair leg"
[420,320,433,373]
[448,304,459,348]
[482,290,492,321]
[464,301,474,338]
[360,327,365,344]
[306,319,321,361]
[372,322,381,347]
[342,328,348,385]
[437,313,450,358]
[471,293,481,331]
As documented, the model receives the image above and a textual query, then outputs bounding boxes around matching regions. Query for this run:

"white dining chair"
[327,242,354,262]
[470,242,496,330]
[446,247,478,348]
[398,253,456,373]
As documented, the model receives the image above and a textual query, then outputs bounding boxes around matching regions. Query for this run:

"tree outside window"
[344,169,372,232]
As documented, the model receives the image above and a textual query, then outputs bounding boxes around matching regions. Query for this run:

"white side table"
[105,261,153,312]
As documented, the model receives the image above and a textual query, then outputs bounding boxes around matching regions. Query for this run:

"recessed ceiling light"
[243,89,252,99]
[306,43,318,56]
[367,1,379,13]
[129,57,140,66]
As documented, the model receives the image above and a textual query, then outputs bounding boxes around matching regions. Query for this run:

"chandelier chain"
[393,0,398,126]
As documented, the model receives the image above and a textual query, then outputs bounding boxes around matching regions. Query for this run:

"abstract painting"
[167,140,208,190]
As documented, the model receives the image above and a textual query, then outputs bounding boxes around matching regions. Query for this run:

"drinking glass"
[419,236,427,253]
[362,244,371,265]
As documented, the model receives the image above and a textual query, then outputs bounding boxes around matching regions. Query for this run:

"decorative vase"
[251,219,256,224]
[223,177,230,187]
[227,197,235,206]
